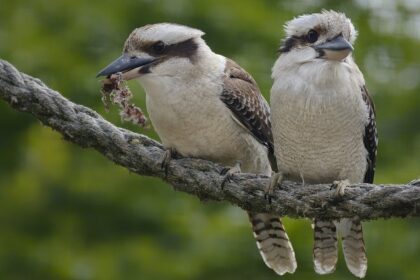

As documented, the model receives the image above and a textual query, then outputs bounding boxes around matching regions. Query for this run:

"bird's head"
[97,23,207,81]
[278,10,357,64]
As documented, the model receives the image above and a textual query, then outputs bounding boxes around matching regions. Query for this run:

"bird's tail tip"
[313,218,368,278]
[248,212,297,275]
[338,218,367,278]
[313,219,338,275]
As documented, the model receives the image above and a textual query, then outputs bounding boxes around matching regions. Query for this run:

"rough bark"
[1,59,419,221]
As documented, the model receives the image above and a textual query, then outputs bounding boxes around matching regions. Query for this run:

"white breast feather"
[139,53,270,175]
[271,58,369,184]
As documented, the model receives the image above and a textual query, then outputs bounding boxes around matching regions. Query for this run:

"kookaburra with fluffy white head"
[97,23,296,275]
[270,11,377,278]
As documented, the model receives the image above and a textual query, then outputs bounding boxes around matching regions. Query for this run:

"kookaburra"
[97,23,296,275]
[270,11,377,278]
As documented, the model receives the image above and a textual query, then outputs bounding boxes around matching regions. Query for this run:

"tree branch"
[1,59,419,221]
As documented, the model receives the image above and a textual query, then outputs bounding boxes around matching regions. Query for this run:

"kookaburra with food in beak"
[97,23,297,275]
[270,11,377,278]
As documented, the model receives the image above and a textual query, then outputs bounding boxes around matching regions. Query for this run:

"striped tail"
[337,218,367,278]
[249,212,297,275]
[313,219,338,274]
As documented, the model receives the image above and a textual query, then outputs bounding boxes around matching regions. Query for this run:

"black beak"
[314,35,353,61]
[96,54,155,77]
[315,35,353,52]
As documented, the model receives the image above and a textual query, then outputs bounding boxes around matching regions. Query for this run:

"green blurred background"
[0,0,419,279]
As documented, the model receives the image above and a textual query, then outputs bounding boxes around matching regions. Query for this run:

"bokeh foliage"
[0,1,419,279]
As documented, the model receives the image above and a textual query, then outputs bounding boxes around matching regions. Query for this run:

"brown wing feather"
[361,85,378,184]
[220,59,277,171]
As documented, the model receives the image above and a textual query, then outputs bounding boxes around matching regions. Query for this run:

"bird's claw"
[409,179,420,186]
[330,179,350,198]
[220,167,230,176]
[220,161,241,189]
[264,190,275,205]
[265,172,283,204]
[160,148,176,178]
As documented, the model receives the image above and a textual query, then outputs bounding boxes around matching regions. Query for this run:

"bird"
[269,10,377,278]
[97,23,297,275]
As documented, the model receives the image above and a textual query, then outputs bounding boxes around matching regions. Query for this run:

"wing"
[361,85,378,184]
[220,58,278,171]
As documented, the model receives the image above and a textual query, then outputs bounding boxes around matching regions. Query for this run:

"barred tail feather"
[337,218,367,278]
[248,212,297,275]
[313,219,338,274]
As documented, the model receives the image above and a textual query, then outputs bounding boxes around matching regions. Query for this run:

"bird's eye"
[307,29,319,43]
[152,41,166,54]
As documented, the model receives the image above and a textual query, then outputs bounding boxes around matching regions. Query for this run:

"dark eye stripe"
[279,36,298,53]
[164,38,198,60]
[152,41,166,54]
[279,32,320,53]
[145,39,197,58]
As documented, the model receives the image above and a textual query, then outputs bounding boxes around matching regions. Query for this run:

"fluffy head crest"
[284,10,357,44]
[124,23,205,53]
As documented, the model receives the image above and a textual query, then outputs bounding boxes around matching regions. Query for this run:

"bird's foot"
[330,179,350,198]
[265,172,283,204]
[220,161,241,189]
[409,179,420,186]
[160,148,177,178]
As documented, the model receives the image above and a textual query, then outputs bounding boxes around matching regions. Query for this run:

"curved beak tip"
[96,70,108,78]
[96,55,155,78]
